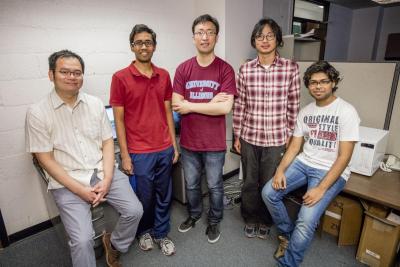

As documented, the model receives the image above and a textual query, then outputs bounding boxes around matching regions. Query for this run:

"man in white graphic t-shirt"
[261,61,360,267]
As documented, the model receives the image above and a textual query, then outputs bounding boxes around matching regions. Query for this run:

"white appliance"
[349,126,389,176]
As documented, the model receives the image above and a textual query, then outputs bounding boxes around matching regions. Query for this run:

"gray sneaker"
[257,224,271,239]
[206,224,220,244]
[244,224,258,238]
[154,237,176,256]
[138,233,154,251]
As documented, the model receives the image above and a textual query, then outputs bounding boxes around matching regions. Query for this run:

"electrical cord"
[380,161,393,172]
[223,178,243,209]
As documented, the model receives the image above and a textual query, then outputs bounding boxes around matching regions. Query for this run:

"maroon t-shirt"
[173,57,237,151]
[110,62,172,153]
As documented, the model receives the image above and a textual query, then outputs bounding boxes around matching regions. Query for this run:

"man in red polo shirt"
[110,24,179,256]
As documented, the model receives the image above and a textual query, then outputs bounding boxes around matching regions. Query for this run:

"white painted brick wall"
[0,0,197,235]
[0,0,256,235]
[0,154,50,234]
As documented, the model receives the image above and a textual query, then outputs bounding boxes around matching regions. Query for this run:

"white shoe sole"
[178,222,196,233]
[161,249,176,256]
[178,225,193,233]
[139,245,153,251]
[207,234,220,244]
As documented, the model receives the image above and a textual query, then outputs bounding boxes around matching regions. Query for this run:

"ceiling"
[325,0,400,9]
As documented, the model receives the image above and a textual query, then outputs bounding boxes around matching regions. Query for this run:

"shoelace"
[142,233,153,247]
[258,225,270,234]
[143,234,153,246]
[206,225,217,235]
[161,238,173,248]
[160,238,174,254]
[278,236,289,248]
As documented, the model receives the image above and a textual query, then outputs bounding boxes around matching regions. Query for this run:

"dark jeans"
[130,146,174,239]
[181,147,225,225]
[240,138,285,225]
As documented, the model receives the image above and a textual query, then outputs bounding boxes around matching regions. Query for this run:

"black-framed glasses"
[58,69,83,78]
[309,79,332,88]
[194,31,217,37]
[132,40,154,47]
[255,33,275,41]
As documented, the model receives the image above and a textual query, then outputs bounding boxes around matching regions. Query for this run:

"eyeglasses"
[308,79,332,88]
[132,40,155,47]
[194,31,217,37]
[58,69,83,78]
[255,33,276,41]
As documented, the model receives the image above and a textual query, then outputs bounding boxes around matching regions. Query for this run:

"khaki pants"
[51,169,143,267]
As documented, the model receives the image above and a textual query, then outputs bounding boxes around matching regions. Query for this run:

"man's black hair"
[250,17,283,49]
[129,24,157,45]
[48,50,85,73]
[303,61,341,92]
[192,14,219,34]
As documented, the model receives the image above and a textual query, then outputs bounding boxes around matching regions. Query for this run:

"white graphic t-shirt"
[293,97,360,181]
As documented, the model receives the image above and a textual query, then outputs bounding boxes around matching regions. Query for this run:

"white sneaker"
[138,233,154,251]
[154,237,176,256]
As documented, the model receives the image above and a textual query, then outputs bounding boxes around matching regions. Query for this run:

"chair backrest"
[32,155,49,184]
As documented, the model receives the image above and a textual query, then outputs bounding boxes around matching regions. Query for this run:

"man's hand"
[210,92,230,103]
[302,186,326,207]
[121,155,134,175]
[92,180,111,207]
[234,137,241,154]
[272,170,287,190]
[172,149,179,164]
[172,100,191,115]
[77,186,98,204]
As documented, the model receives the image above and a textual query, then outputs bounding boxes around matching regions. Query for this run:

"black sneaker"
[206,224,220,244]
[178,217,198,233]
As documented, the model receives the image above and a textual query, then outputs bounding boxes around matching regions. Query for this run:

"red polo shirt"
[110,62,173,153]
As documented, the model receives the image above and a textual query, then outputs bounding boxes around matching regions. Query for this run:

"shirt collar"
[50,89,86,109]
[252,53,284,68]
[129,61,160,78]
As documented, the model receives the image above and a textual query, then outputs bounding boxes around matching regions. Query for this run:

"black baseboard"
[222,168,240,181]
[0,209,9,247]
[7,219,55,246]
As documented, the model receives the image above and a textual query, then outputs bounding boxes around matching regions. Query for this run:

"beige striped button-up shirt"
[25,89,113,189]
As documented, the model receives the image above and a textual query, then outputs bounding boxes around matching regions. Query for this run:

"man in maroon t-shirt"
[172,14,237,244]
[110,24,178,256]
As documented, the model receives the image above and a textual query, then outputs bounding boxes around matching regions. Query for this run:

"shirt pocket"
[82,119,101,140]
[267,82,289,100]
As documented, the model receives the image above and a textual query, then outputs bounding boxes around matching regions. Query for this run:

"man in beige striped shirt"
[25,50,143,267]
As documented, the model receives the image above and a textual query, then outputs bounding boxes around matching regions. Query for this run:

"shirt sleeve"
[232,66,246,138]
[220,63,238,96]
[339,105,360,142]
[286,63,301,137]
[173,65,185,97]
[25,107,53,153]
[109,74,125,106]
[164,72,173,101]
[293,108,305,137]
[100,105,113,141]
